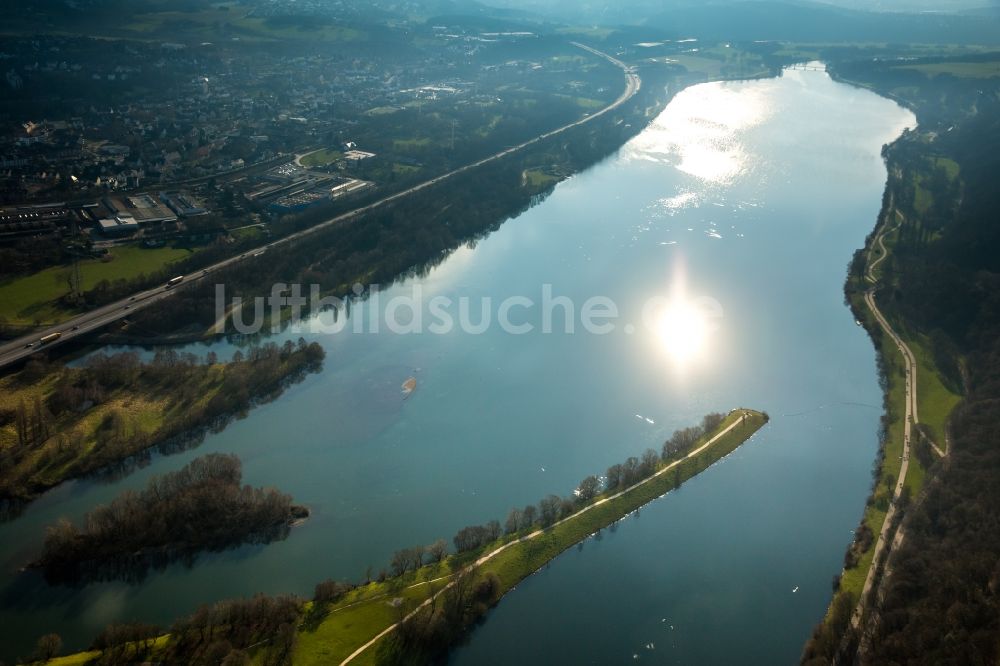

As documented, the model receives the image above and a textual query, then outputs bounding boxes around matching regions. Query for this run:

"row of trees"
[33,453,306,584]
[448,413,727,557]
[89,622,161,665]
[389,539,449,577]
[378,413,730,662]
[11,396,50,448]
[41,340,322,421]
[607,413,724,494]
[385,567,502,661]
[164,594,303,666]
[0,236,66,279]
[59,579,357,666]
[452,521,503,554]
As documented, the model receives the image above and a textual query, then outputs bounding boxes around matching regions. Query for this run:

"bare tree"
[577,475,600,502]
[504,507,522,535]
[426,539,448,563]
[538,495,561,527]
[606,464,623,490]
[34,633,62,662]
[558,497,575,519]
[641,448,659,477]
[485,520,501,542]
[391,549,410,577]
[520,505,537,530]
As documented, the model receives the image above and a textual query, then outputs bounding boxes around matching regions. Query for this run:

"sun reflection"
[656,299,709,364]
[624,82,771,185]
[644,261,721,368]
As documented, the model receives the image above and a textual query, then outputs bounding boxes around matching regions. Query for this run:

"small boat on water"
[401,376,417,398]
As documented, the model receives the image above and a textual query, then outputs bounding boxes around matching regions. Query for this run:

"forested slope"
[827,55,1000,664]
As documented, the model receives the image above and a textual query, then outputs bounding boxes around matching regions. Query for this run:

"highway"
[0,43,640,371]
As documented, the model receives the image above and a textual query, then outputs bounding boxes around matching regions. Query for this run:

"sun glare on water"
[656,299,710,364]
[644,263,721,369]
[624,82,771,185]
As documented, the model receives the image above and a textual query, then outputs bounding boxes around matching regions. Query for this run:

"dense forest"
[32,453,307,584]
[815,55,1000,664]
[88,592,305,666]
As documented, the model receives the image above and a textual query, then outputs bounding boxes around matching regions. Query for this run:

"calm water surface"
[0,66,913,663]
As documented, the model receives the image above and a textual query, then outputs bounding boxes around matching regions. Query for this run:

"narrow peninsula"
[48,409,766,665]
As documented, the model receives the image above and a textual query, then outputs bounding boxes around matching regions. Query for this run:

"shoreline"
[18,60,793,663]
[0,342,325,515]
[45,410,768,665]
[317,410,769,666]
[804,124,959,661]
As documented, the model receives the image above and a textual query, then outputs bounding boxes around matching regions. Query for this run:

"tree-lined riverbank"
[42,410,767,665]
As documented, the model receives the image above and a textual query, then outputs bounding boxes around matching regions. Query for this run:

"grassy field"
[3,0,366,43]
[522,168,559,190]
[364,106,401,116]
[554,26,617,39]
[391,163,420,176]
[895,60,1000,79]
[47,652,100,666]
[891,162,962,448]
[392,137,432,151]
[0,246,192,326]
[912,159,955,216]
[934,156,960,181]
[662,48,770,80]
[0,359,220,500]
[911,340,960,449]
[119,6,364,43]
[300,148,344,168]
[571,95,606,109]
[666,54,727,77]
[914,178,934,214]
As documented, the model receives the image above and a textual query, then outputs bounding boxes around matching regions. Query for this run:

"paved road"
[850,211,940,629]
[0,43,640,371]
[339,411,754,666]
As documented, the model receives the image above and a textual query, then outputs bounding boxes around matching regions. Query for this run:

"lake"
[0,65,914,663]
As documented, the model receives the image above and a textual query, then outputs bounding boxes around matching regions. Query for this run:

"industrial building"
[160,191,208,217]
[97,215,140,234]
[103,193,177,225]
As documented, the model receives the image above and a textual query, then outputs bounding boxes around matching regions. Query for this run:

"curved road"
[851,210,942,629]
[0,43,640,371]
